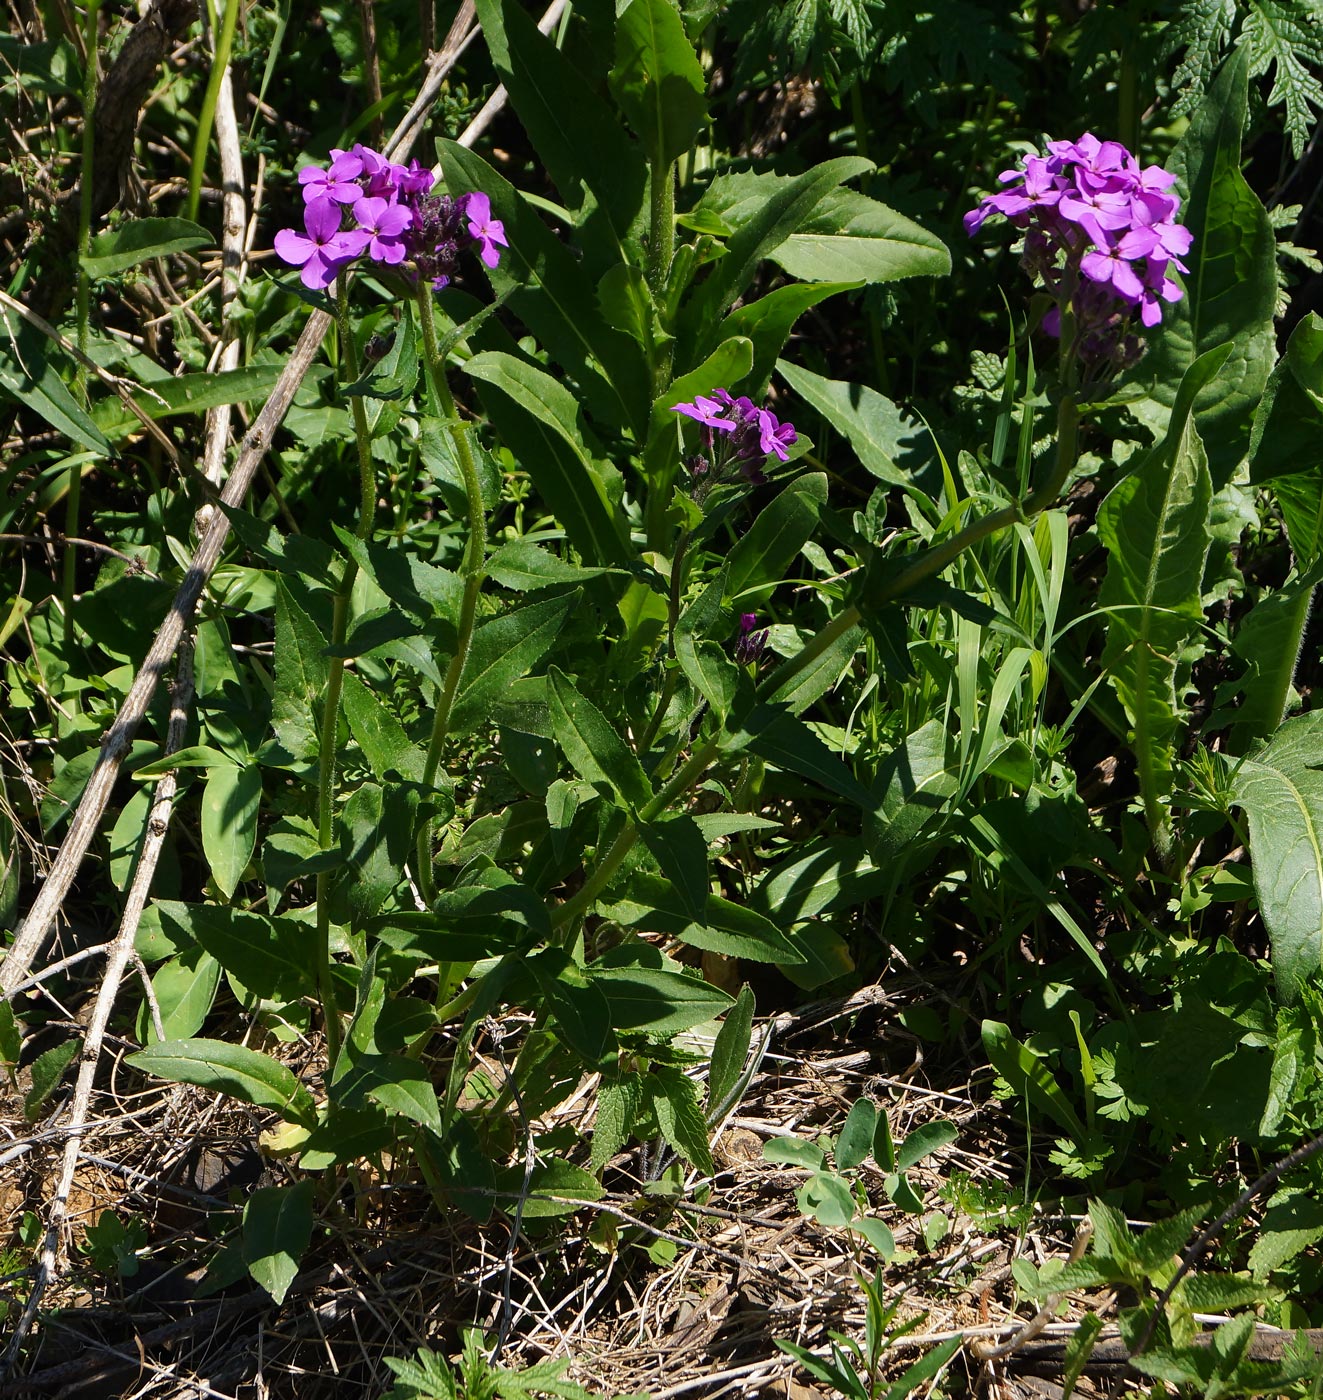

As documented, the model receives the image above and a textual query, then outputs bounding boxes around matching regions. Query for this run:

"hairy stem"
[646,155,675,302]
[415,286,488,904]
[313,275,377,1067]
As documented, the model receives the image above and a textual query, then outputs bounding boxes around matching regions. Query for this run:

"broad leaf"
[155,901,317,1002]
[1232,711,1323,1002]
[272,581,328,766]
[81,217,211,277]
[200,763,261,900]
[548,666,653,809]
[769,189,951,285]
[128,1038,317,1127]
[243,1181,315,1305]
[610,0,707,170]
[725,472,827,605]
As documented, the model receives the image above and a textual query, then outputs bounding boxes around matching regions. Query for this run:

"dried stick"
[200,61,246,490]
[0,312,329,999]
[0,639,194,1380]
[387,0,478,160]
[0,7,486,999]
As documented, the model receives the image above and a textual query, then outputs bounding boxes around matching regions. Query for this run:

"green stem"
[66,0,101,639]
[188,0,241,223]
[415,286,488,904]
[313,275,377,1068]
[639,530,691,753]
[646,155,675,302]
[554,393,1084,933]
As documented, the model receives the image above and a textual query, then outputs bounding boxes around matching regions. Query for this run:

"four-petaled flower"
[274,198,369,289]
[460,192,509,269]
[672,395,735,430]
[352,196,411,265]
[298,150,364,205]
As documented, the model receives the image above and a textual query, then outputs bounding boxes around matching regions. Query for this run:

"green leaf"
[547,666,653,809]
[328,781,416,928]
[1231,711,1323,1002]
[340,671,424,783]
[335,1053,443,1133]
[648,1064,714,1175]
[25,1038,78,1121]
[724,281,862,390]
[135,947,221,1044]
[1127,48,1277,485]
[769,188,951,285]
[242,1181,315,1305]
[131,366,284,419]
[725,472,827,605]
[81,217,211,277]
[128,1038,317,1128]
[465,352,631,568]
[474,0,645,247]
[532,951,616,1068]
[272,581,328,766]
[981,1019,1086,1141]
[610,0,707,169]
[681,158,874,357]
[1061,1313,1105,1400]
[588,944,733,1034]
[155,901,317,1002]
[486,539,621,592]
[602,871,804,963]
[761,620,865,716]
[440,142,651,432]
[513,1157,604,1218]
[798,1170,856,1226]
[752,836,886,923]
[727,704,874,810]
[851,1217,896,1261]
[200,763,261,900]
[707,984,755,1117]
[763,1136,825,1170]
[592,1072,643,1171]
[871,719,961,860]
[896,1119,957,1171]
[0,312,113,453]
[836,1098,876,1170]
[450,590,579,739]
[1098,346,1226,829]
[777,359,935,490]
[638,814,709,921]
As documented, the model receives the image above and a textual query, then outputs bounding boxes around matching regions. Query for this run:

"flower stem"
[553,393,1084,933]
[313,274,377,1067]
[415,286,488,904]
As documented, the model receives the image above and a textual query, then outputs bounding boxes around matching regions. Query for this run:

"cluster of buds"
[733,612,768,666]
[273,143,507,291]
[671,388,797,501]
[966,133,1192,376]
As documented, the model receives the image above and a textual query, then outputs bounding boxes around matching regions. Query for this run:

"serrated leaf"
[340,670,425,783]
[648,1064,714,1175]
[588,944,733,1035]
[548,666,653,809]
[610,0,707,170]
[155,901,317,1002]
[273,582,328,766]
[592,1072,643,1171]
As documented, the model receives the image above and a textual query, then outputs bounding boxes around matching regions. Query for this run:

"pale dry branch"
[1,637,193,1378]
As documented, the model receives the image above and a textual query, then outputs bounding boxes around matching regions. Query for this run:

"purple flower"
[1137,260,1183,327]
[353,195,412,264]
[459,192,508,269]
[274,197,370,289]
[756,408,797,461]
[298,151,365,205]
[672,394,735,430]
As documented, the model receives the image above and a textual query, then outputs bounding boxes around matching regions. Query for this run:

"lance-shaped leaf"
[610,0,707,170]
[465,352,631,568]
[548,666,653,810]
[1097,345,1229,833]
[243,1181,315,1305]
[474,0,645,251]
[1127,47,1277,486]
[1231,711,1323,1003]
[81,216,211,278]
[155,901,318,1002]
[725,472,828,606]
[769,188,951,285]
[272,581,328,766]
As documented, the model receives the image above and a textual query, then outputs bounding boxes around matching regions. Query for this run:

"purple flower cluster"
[274,143,508,291]
[966,134,1192,370]
[671,388,797,494]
